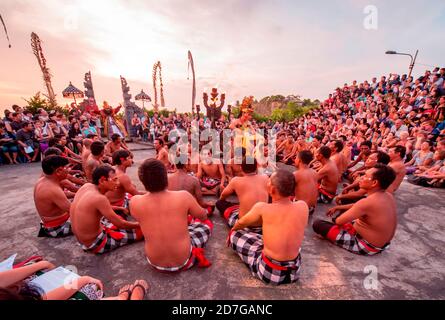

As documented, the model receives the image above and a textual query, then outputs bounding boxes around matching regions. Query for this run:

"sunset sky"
[1,0,444,113]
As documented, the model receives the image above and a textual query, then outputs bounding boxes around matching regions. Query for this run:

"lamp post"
[385,50,419,79]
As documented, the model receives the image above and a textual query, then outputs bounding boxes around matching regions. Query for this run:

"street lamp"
[385,50,419,79]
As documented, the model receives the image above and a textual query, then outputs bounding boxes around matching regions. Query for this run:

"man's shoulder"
[291,200,309,212]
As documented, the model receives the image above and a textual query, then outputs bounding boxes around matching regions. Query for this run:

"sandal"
[130,280,149,300]
[118,284,133,301]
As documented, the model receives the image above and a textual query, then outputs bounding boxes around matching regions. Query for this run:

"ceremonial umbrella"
[62,82,84,105]
[135,89,151,108]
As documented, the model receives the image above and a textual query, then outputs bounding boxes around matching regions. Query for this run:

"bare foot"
[130,280,149,300]
[117,284,133,300]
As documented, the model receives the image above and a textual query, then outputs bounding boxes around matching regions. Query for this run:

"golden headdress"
[240,96,254,115]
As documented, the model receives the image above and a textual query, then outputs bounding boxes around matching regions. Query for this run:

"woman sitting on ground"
[0,259,148,300]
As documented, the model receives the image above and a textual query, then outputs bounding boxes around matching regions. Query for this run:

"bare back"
[34,177,71,222]
[81,149,91,172]
[388,160,406,193]
[230,175,269,217]
[260,201,308,261]
[157,148,170,168]
[168,171,195,193]
[294,167,318,207]
[318,160,339,194]
[342,192,397,247]
[70,184,106,245]
[331,152,347,176]
[130,191,207,267]
[85,155,102,182]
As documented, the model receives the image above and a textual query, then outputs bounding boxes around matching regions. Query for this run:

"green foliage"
[231,106,241,119]
[269,99,319,122]
[252,112,269,123]
[158,109,170,117]
[23,92,69,115]
[269,95,285,101]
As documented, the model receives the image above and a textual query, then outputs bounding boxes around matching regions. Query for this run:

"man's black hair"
[92,165,115,185]
[361,140,372,149]
[111,133,121,142]
[21,121,31,129]
[90,141,105,156]
[112,149,130,166]
[241,156,257,174]
[138,159,168,192]
[155,138,164,145]
[41,155,69,175]
[318,146,332,159]
[48,138,59,148]
[394,145,406,159]
[271,169,295,197]
[298,150,314,165]
[372,164,396,190]
[376,151,390,165]
[333,140,344,152]
[43,147,62,158]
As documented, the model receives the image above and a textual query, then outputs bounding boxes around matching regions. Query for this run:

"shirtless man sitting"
[277,135,296,165]
[387,146,407,193]
[70,165,143,254]
[106,150,144,217]
[229,169,308,285]
[316,146,339,203]
[168,160,214,214]
[347,141,372,171]
[42,147,85,198]
[197,148,226,195]
[313,164,397,255]
[216,156,269,228]
[84,141,104,182]
[81,138,92,172]
[34,155,72,238]
[154,138,170,169]
[131,159,213,272]
[294,150,318,215]
[226,147,246,180]
[330,140,348,180]
[105,133,131,158]
[337,151,390,205]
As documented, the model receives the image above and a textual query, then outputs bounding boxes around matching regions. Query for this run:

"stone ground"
[0,143,444,300]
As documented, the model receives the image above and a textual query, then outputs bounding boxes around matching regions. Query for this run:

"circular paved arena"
[1,144,444,299]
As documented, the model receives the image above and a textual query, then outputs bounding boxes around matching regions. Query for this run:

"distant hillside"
[253,95,303,116]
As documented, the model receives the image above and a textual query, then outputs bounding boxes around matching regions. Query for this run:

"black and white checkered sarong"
[81,225,143,254]
[38,220,72,238]
[229,229,301,285]
[328,224,389,256]
[189,219,212,248]
[224,206,240,228]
